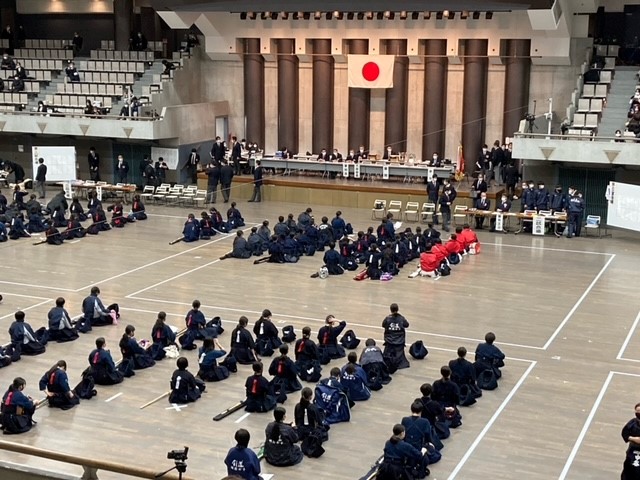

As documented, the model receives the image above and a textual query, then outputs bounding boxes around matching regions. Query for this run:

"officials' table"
[67,181,136,203]
[461,209,567,235]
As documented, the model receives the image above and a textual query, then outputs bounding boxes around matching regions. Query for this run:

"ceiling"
[143,0,556,12]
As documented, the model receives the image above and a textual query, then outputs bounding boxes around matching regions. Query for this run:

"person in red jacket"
[445,234,464,263]
[408,247,440,279]
[431,240,448,265]
[459,224,479,251]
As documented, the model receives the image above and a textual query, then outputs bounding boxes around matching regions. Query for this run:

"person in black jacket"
[211,136,226,165]
[10,75,24,92]
[143,158,156,187]
[248,160,263,202]
[184,148,200,185]
[426,174,440,225]
[88,147,100,181]
[382,303,410,371]
[504,162,519,199]
[230,136,242,175]
[432,366,460,408]
[253,309,282,356]
[115,155,129,184]
[220,161,234,203]
[35,158,47,199]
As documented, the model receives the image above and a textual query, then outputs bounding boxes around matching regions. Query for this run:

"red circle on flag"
[362,62,380,82]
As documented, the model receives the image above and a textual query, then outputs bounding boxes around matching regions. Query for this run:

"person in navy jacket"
[39,360,79,410]
[88,337,123,385]
[224,428,262,480]
[1,377,35,434]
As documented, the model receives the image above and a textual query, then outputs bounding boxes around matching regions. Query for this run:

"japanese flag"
[348,55,395,89]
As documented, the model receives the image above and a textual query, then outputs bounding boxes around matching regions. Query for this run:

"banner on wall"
[348,55,395,88]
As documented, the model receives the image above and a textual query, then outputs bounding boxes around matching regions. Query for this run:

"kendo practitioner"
[402,401,436,453]
[63,214,86,240]
[621,402,640,480]
[47,297,78,342]
[119,325,155,370]
[432,366,461,413]
[264,406,303,467]
[86,205,110,235]
[27,211,48,234]
[182,299,218,349]
[314,368,353,424]
[340,352,371,401]
[197,337,229,382]
[69,196,88,221]
[254,309,282,357]
[297,208,314,231]
[294,387,328,444]
[365,244,383,280]
[150,312,177,360]
[9,310,46,356]
[87,190,102,216]
[224,428,262,480]
[382,303,410,371]
[50,205,67,228]
[321,242,344,275]
[8,213,29,239]
[230,316,259,365]
[377,424,429,480]
[449,346,481,399]
[227,201,244,229]
[1,377,36,434]
[317,315,346,362]
[182,213,200,242]
[130,194,146,221]
[294,327,321,382]
[169,357,205,404]
[269,344,302,394]
[359,338,392,388]
[199,212,215,240]
[47,189,68,217]
[474,331,505,376]
[107,200,125,228]
[39,360,79,410]
[87,337,123,385]
[245,362,276,413]
[80,286,117,333]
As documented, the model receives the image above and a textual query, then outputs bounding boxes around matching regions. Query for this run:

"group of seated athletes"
[0,186,147,243]
[178,202,245,242]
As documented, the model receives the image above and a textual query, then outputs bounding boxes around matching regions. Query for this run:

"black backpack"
[340,330,360,349]
[220,355,238,373]
[301,430,326,458]
[439,263,451,276]
[282,326,296,343]
[409,340,428,359]
[73,375,97,400]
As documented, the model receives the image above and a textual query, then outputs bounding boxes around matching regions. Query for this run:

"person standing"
[621,403,640,480]
[211,136,226,165]
[439,187,453,232]
[115,155,129,184]
[35,158,47,199]
[143,158,156,188]
[220,161,234,203]
[184,148,200,185]
[426,174,440,225]
[155,156,168,185]
[566,187,585,238]
[230,136,242,175]
[88,147,100,181]
[205,161,220,204]
[248,160,263,203]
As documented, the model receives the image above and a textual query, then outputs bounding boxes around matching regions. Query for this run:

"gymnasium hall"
[0,1,640,479]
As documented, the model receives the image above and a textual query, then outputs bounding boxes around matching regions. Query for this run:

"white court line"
[235,412,251,423]
[542,254,616,350]
[105,392,123,403]
[0,280,75,292]
[74,227,253,292]
[557,370,616,480]
[121,304,537,363]
[447,360,537,480]
[0,292,51,301]
[482,242,614,256]
[0,299,52,320]
[616,311,640,361]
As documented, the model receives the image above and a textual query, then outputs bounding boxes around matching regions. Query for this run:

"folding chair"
[453,205,468,225]
[165,185,184,206]
[179,185,198,206]
[371,199,387,220]
[152,184,169,204]
[387,200,402,218]
[584,215,608,238]
[404,201,420,222]
[193,189,207,208]
[140,185,155,202]
[420,203,436,224]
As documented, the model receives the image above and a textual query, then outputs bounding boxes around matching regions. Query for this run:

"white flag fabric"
[348,55,395,88]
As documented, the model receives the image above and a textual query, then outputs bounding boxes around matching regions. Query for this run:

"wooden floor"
[0,192,639,480]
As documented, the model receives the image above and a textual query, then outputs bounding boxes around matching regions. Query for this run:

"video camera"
[167,447,189,462]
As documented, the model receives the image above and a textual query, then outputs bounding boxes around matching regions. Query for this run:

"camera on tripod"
[523,113,536,122]
[167,446,189,462]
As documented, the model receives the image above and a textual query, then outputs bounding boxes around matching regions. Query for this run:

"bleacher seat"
[583,84,595,97]
[589,98,603,114]
[585,113,598,129]
[594,84,608,99]
[600,70,612,84]
[577,98,590,113]
[573,113,586,128]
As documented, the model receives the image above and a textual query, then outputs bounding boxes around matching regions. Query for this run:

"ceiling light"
[400,11,408,20]
[314,11,322,20]
[460,10,469,19]
[281,12,289,20]
[472,11,480,19]
[423,11,431,20]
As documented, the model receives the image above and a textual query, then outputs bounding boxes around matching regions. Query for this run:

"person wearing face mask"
[474,192,491,229]
[566,186,585,238]
[475,144,491,178]
[345,149,357,162]
[550,185,566,216]
[491,140,503,186]
[329,148,342,162]
[429,152,441,167]
[621,402,640,480]
[615,129,625,143]
[426,174,440,225]
[317,148,328,161]
[490,194,511,232]
[504,161,519,199]
[521,181,536,213]
[471,173,487,201]
[355,145,369,162]
[535,181,550,212]
[382,145,396,161]
[211,136,226,166]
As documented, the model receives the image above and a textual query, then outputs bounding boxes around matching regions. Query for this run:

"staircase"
[110,60,165,115]
[597,66,639,136]
[26,68,69,111]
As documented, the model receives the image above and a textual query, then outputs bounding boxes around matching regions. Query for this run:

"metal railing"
[512,132,639,143]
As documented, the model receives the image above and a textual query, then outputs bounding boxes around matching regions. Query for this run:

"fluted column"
[277,39,299,152]
[348,39,370,150]
[502,39,531,140]
[243,38,265,148]
[312,39,334,153]
[462,39,488,174]
[384,39,409,152]
[422,39,448,159]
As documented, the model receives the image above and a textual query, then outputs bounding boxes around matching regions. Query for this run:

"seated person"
[340,352,371,401]
[197,337,229,382]
[0,53,15,70]
[79,286,117,333]
[1,377,35,434]
[10,75,24,92]
[449,346,479,394]
[130,195,146,221]
[245,362,276,413]
[26,211,48,234]
[317,314,346,361]
[86,206,110,235]
[88,337,123,385]
[253,309,282,356]
[181,299,218,349]
[64,61,80,82]
[45,225,63,245]
[9,310,45,356]
[377,424,428,480]
[199,212,215,240]
[269,344,302,394]
[490,195,511,232]
[47,297,78,342]
[161,59,176,75]
[359,338,392,388]
[474,331,506,375]
[365,243,383,280]
[224,428,262,480]
[294,327,321,382]
[68,196,86,221]
[264,406,303,467]
[229,316,258,365]
[150,312,177,360]
[294,387,327,442]
[401,401,436,453]
[474,192,491,229]
[107,201,125,228]
[119,325,155,370]
[432,366,460,408]
[415,383,449,437]
[63,214,85,240]
[408,247,440,279]
[314,367,352,424]
[331,210,347,241]
[220,230,252,259]
[182,213,200,242]
[169,357,205,404]
[39,360,79,410]
[8,213,29,240]
[227,201,245,229]
[458,224,478,251]
[321,242,344,275]
[51,206,67,228]
[445,233,464,263]
[253,235,285,264]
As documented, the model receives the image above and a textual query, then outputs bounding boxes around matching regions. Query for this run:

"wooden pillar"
[347,39,370,150]
[462,39,488,174]
[422,39,448,159]
[243,38,265,148]
[312,39,334,153]
[276,39,299,153]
